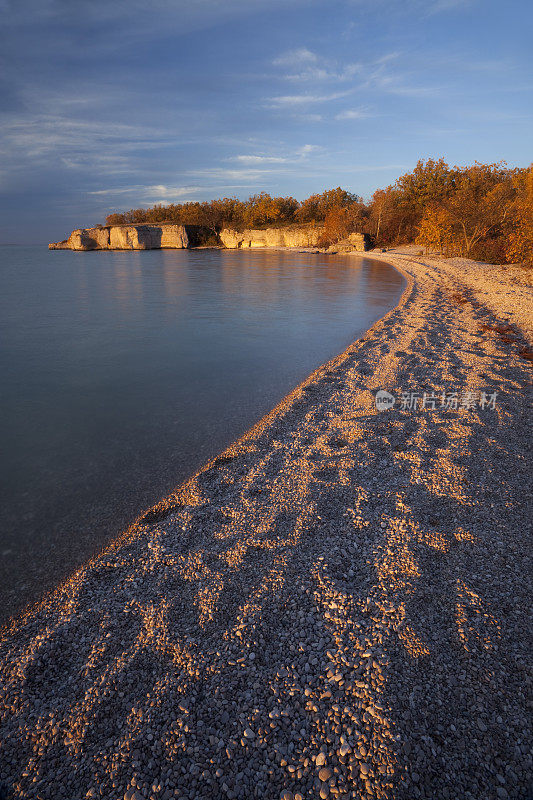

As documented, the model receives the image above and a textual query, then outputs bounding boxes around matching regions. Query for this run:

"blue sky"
[0,0,531,243]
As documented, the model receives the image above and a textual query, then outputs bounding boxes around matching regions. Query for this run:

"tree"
[323,204,366,243]
[506,165,533,267]
[416,206,455,255]
[105,212,126,226]
[395,158,456,210]
[439,163,516,257]
[243,193,298,227]
[368,187,405,245]
[297,188,361,223]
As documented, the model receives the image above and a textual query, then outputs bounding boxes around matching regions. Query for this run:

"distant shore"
[0,250,531,800]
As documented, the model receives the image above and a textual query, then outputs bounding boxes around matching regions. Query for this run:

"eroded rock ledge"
[49,223,369,252]
[49,224,204,251]
[219,224,326,249]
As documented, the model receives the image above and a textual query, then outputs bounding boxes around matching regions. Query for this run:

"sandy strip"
[0,252,531,800]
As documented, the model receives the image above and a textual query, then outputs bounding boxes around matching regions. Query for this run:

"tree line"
[104,160,533,265]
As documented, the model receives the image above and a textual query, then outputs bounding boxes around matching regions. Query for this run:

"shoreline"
[0,251,531,799]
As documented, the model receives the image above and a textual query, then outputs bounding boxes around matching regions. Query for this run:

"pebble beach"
[0,250,531,800]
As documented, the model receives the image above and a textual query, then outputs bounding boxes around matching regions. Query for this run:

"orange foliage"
[506,165,533,267]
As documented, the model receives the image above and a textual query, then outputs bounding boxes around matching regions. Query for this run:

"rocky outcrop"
[326,232,370,253]
[49,224,199,251]
[50,223,371,252]
[49,227,111,250]
[219,224,325,249]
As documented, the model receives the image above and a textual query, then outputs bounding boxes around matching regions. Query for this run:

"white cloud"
[235,155,291,164]
[267,90,353,108]
[273,48,364,83]
[273,47,318,67]
[188,166,278,182]
[269,47,437,100]
[335,108,372,120]
[88,182,265,206]
[233,143,322,164]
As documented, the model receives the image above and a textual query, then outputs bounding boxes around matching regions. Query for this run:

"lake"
[0,246,404,623]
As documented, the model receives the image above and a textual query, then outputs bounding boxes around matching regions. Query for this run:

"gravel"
[0,252,531,800]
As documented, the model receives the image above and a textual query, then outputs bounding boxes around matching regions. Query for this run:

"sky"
[0,0,531,243]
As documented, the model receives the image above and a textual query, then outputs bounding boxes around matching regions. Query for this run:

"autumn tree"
[105,212,126,225]
[323,203,366,243]
[367,187,406,245]
[506,165,533,267]
[243,193,298,228]
[297,188,361,223]
[438,163,516,257]
[395,158,456,211]
[416,206,455,255]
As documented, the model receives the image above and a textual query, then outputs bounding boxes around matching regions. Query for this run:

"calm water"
[0,246,403,622]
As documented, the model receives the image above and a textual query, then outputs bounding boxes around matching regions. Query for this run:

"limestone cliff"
[49,224,198,251]
[49,223,369,252]
[218,224,325,249]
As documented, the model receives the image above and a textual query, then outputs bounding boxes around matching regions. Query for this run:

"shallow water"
[0,246,404,622]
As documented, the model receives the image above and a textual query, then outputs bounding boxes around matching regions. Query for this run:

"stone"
[319,767,332,781]
[326,233,368,253]
[50,224,195,251]
[219,224,325,249]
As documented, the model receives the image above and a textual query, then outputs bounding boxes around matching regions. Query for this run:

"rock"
[219,225,325,249]
[316,753,326,766]
[319,767,332,781]
[243,728,255,739]
[49,224,202,251]
[326,233,368,253]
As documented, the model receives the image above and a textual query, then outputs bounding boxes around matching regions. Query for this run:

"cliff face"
[218,224,325,249]
[49,223,369,252]
[49,224,193,251]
